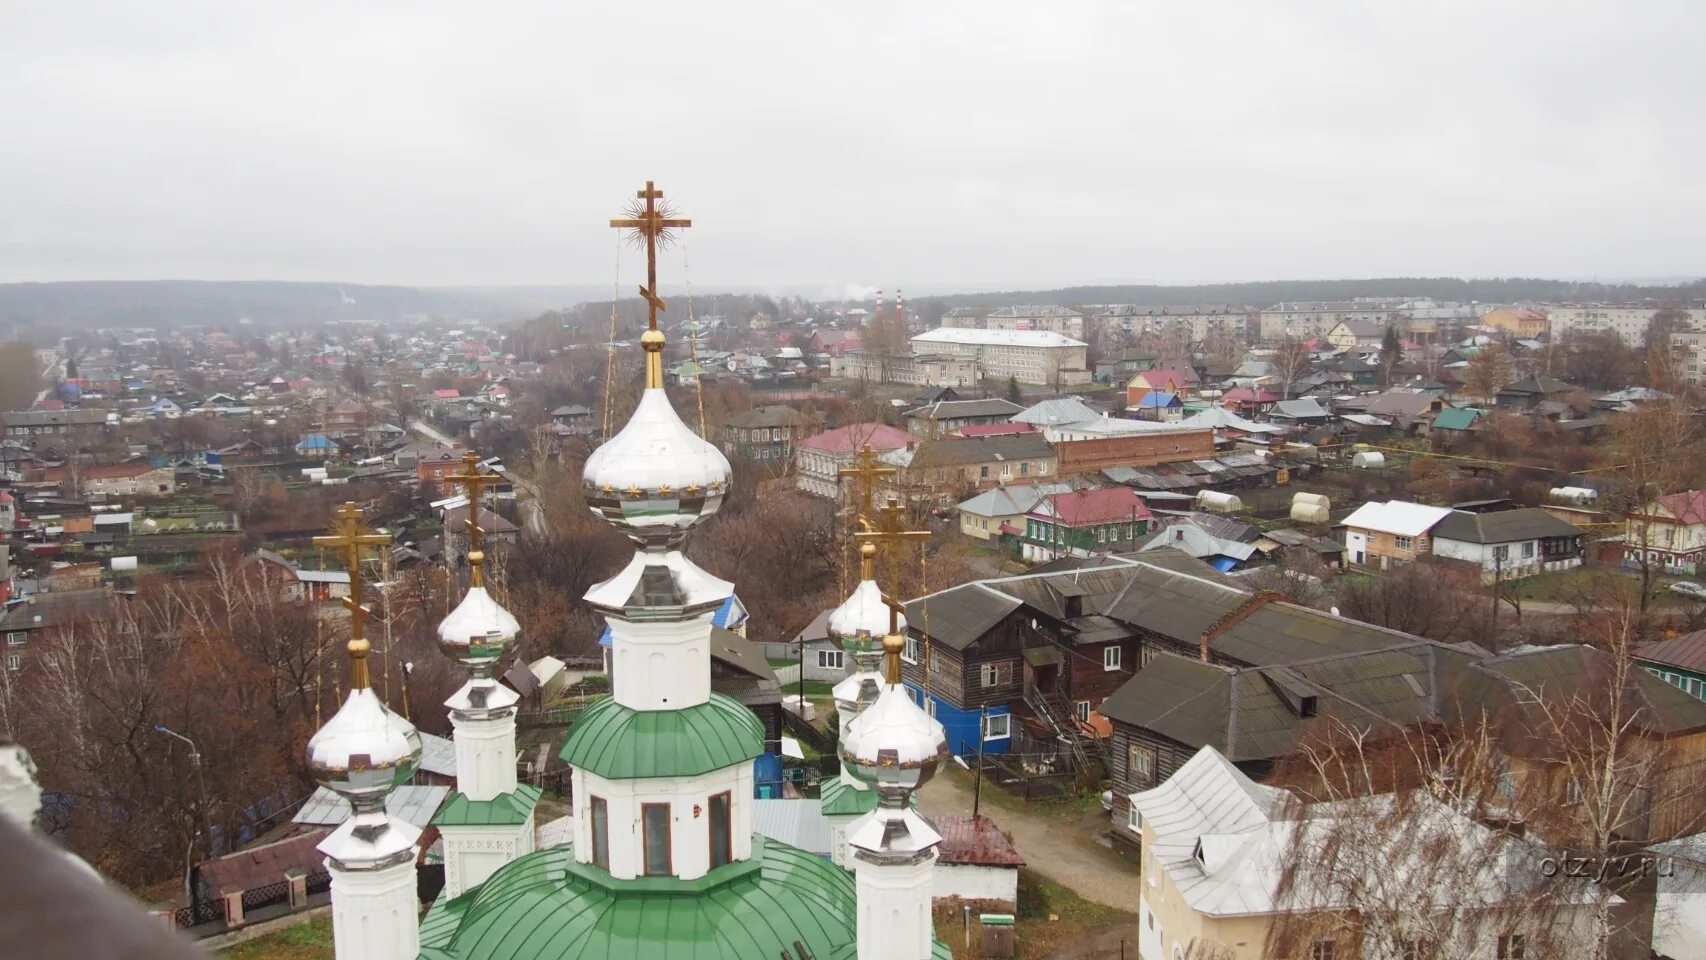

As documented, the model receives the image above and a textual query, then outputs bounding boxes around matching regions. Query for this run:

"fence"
[773,664,802,687]
[173,870,330,930]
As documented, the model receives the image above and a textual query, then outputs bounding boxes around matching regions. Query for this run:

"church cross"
[838,444,896,524]
[445,451,501,588]
[313,502,394,690]
[609,180,692,333]
[853,494,931,587]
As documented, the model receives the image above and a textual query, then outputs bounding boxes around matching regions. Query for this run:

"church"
[303,183,956,960]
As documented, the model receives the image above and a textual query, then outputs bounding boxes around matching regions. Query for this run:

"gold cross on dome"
[853,494,931,588]
[445,451,502,587]
[609,180,692,333]
[313,502,394,690]
[838,444,897,524]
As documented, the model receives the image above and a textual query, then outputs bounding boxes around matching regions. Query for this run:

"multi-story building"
[0,408,111,444]
[1480,306,1548,339]
[720,405,819,464]
[981,305,1084,339]
[1624,490,1706,575]
[1257,300,1399,341]
[901,398,1024,440]
[881,433,1057,507]
[793,422,912,499]
[1085,304,1253,344]
[1671,328,1706,384]
[1340,500,1452,569]
[829,349,977,387]
[1548,304,1706,348]
[909,328,1090,387]
[1019,487,1153,563]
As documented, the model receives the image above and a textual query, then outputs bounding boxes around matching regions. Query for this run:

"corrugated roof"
[295,784,449,828]
[1637,630,1706,674]
[1431,508,1583,544]
[196,829,330,897]
[751,799,834,856]
[558,694,765,779]
[1341,500,1453,537]
[906,583,1023,652]
[933,815,1025,867]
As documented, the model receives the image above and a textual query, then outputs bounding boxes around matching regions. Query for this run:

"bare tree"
[1600,401,1702,611]
[1273,336,1313,400]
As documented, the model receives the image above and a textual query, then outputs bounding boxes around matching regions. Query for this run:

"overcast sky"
[2,2,1702,294]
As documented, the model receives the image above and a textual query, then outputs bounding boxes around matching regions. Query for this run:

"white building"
[981,305,1085,339]
[1548,304,1706,348]
[911,327,1090,386]
[1429,508,1587,582]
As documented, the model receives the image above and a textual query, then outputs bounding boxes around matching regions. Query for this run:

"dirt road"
[917,769,1141,913]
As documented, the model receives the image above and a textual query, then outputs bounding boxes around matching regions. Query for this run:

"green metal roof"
[417,835,952,960]
[434,784,544,828]
[1432,407,1479,431]
[817,777,879,817]
[558,694,764,780]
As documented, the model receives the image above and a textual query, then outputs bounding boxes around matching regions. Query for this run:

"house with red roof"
[1219,386,1279,415]
[1018,486,1154,563]
[793,422,913,499]
[1125,367,1196,407]
[1625,490,1706,575]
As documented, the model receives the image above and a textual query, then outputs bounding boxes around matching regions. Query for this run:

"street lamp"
[402,661,415,721]
[154,724,216,859]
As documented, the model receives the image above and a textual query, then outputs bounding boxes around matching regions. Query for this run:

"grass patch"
[222,916,333,960]
[933,870,1137,959]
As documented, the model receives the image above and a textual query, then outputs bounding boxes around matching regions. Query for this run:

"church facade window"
[642,803,672,875]
[590,796,610,870]
[708,792,733,868]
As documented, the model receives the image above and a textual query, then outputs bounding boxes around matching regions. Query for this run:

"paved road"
[917,769,1140,913]
[407,418,456,446]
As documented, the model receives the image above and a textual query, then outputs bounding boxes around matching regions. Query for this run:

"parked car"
[1669,581,1706,601]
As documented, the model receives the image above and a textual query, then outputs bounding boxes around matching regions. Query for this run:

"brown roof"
[1638,630,1706,674]
[931,814,1025,867]
[195,829,329,896]
[38,462,165,481]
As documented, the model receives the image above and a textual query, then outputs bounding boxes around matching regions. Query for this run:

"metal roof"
[906,583,1024,651]
[913,327,1086,348]
[751,799,834,856]
[294,784,449,829]
[1431,508,1583,544]
[933,814,1025,867]
[1340,500,1453,537]
[558,693,765,779]
[1637,630,1706,674]
[418,732,457,778]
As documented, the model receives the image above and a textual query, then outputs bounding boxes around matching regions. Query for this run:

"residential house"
[1124,368,1195,406]
[1092,348,1159,383]
[1012,399,1215,477]
[955,483,1073,541]
[549,404,593,427]
[1127,390,1183,422]
[1340,500,1453,568]
[1128,745,1606,960]
[1481,306,1548,338]
[0,587,126,672]
[36,462,176,498]
[1134,520,1258,572]
[1430,406,1481,444]
[0,408,110,443]
[415,447,467,491]
[1496,375,1574,411]
[441,504,520,560]
[720,405,818,465]
[294,433,338,459]
[1637,630,1706,702]
[1217,386,1278,416]
[1265,397,1330,427]
[902,398,1024,440]
[883,433,1057,507]
[1019,487,1153,563]
[793,422,912,499]
[324,402,367,439]
[1624,490,1706,575]
[1323,316,1390,351]
[1429,507,1585,582]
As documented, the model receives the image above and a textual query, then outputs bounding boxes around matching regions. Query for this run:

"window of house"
[1129,806,1142,831]
[983,713,1011,740]
[1497,934,1525,959]
[903,635,919,663]
[641,803,672,876]
[1075,700,1091,724]
[5,653,20,671]
[981,663,1000,687]
[589,796,610,870]
[1020,462,1029,476]
[817,650,845,670]
[980,465,989,479]
[1522,540,1535,558]
[1096,527,1106,543]
[1104,646,1121,671]
[5,632,24,646]
[708,792,733,869]
[1309,941,1337,960]
[1494,544,1510,562]
[1129,744,1157,788]
[1394,535,1414,550]
[929,651,942,675]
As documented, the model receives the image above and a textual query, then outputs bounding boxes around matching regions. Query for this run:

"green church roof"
[434,784,544,828]
[558,693,764,780]
[417,836,952,960]
[818,777,879,817]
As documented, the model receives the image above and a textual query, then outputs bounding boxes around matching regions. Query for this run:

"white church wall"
[572,764,754,881]
[607,613,716,711]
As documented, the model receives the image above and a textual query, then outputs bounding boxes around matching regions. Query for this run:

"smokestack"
[876,289,884,316]
[897,288,905,331]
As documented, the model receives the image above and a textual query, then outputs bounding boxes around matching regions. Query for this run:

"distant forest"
[911,277,1706,318]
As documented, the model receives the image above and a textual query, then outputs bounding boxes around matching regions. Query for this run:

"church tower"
[306,505,422,960]
[822,543,893,868]
[843,632,951,960]
[431,453,539,899]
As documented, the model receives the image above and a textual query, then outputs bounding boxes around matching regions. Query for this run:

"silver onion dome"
[582,332,733,550]
[307,687,423,810]
[841,635,950,799]
[437,584,520,677]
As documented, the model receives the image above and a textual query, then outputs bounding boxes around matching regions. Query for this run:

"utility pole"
[154,725,215,862]
[974,704,986,821]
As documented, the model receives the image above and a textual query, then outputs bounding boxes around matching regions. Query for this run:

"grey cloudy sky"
[3,1,1702,294]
